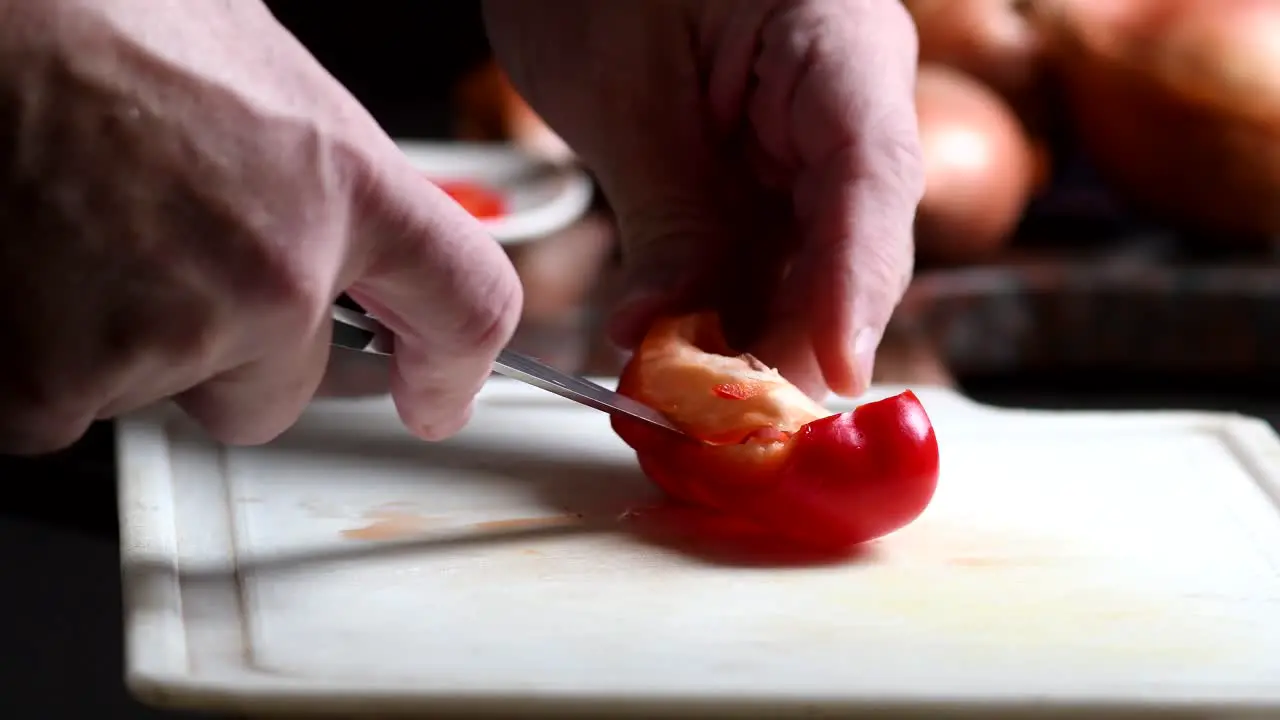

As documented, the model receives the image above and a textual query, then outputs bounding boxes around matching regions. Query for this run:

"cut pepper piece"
[612,312,940,550]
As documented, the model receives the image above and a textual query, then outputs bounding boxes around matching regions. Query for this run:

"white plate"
[117,382,1280,718]
[397,139,595,246]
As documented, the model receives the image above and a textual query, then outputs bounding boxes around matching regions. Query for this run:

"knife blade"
[329,305,686,437]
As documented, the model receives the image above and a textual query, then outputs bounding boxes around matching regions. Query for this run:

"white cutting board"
[117,381,1280,718]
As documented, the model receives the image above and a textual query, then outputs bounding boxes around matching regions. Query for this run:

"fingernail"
[415,400,474,442]
[852,326,882,393]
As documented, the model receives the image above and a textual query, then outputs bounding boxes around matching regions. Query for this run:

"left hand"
[483,0,924,397]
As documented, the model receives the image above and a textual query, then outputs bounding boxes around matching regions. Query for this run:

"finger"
[0,400,96,456]
[790,149,918,396]
[0,353,126,454]
[753,1,924,396]
[751,321,830,401]
[94,351,227,420]
[486,4,736,350]
[314,346,392,399]
[598,160,729,349]
[603,151,776,350]
[605,221,717,351]
[176,321,331,446]
[343,151,522,441]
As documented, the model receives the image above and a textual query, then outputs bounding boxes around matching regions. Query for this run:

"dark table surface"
[4,378,1280,717]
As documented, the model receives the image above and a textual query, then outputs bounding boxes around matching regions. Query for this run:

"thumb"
[342,149,523,441]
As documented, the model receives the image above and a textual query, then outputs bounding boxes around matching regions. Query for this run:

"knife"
[329,305,686,436]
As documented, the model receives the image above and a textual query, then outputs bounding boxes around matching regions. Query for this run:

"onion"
[903,0,1051,129]
[914,65,1042,265]
[1025,0,1280,240]
[453,59,574,163]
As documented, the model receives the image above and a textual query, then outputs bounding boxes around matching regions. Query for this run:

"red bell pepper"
[611,312,940,550]
[435,179,507,220]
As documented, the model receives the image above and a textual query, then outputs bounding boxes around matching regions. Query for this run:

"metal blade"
[330,305,686,436]
[492,349,684,435]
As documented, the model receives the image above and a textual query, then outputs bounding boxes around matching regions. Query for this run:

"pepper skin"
[612,313,940,549]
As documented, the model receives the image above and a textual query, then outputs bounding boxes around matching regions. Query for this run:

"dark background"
[267,1,493,139]
[2,2,1277,717]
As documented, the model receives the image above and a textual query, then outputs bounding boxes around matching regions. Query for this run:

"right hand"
[0,0,523,454]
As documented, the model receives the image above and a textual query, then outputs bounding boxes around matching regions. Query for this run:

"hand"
[0,0,522,454]
[484,0,923,397]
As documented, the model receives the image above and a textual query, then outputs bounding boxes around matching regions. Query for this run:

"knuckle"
[0,400,93,456]
[862,116,927,210]
[271,256,330,318]
[269,278,332,353]
[832,1,920,67]
[613,200,725,286]
[452,266,524,355]
[877,0,920,57]
[207,420,287,447]
[241,234,334,333]
[876,216,918,302]
[177,363,317,448]
[0,432,80,456]
[115,290,226,367]
[181,396,289,447]
[862,235,913,298]
[617,200,724,252]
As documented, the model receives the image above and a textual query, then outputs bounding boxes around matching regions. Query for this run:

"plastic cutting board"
[116,381,1280,718]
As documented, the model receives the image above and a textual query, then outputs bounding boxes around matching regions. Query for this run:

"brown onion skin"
[914,65,1041,266]
[453,60,515,142]
[904,0,1053,131]
[1026,0,1280,242]
[453,59,573,162]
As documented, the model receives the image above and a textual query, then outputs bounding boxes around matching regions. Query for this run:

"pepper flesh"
[612,313,940,549]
